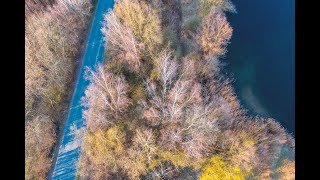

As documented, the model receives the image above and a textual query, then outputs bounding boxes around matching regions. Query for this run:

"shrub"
[163,24,183,59]
[183,16,201,33]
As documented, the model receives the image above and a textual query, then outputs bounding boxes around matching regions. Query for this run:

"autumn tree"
[197,6,233,56]
[82,64,130,131]
[25,0,92,179]
[25,0,92,118]
[25,116,55,180]
[114,0,163,57]
[102,11,142,71]
[77,0,296,179]
[143,52,222,158]
[199,155,246,180]
[78,126,126,179]
[276,159,295,180]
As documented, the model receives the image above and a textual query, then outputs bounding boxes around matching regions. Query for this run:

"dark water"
[225,0,295,134]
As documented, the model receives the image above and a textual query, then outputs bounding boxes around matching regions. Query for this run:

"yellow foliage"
[200,155,246,180]
[44,85,64,108]
[131,84,147,103]
[149,68,160,81]
[150,149,206,170]
[107,59,123,75]
[84,126,125,166]
[114,0,162,56]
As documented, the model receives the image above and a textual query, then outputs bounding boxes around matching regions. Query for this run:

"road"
[50,0,114,179]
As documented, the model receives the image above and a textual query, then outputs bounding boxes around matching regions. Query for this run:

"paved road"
[50,0,114,179]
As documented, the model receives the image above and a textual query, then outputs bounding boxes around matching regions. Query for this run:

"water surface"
[226,0,295,134]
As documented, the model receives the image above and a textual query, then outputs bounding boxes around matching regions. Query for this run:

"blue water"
[50,0,114,179]
[226,0,295,134]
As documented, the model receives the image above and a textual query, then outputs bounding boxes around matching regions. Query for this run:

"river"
[50,0,114,179]
[226,0,295,134]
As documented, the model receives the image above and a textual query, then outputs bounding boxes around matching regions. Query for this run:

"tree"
[132,129,158,163]
[78,126,126,179]
[143,50,202,125]
[77,0,296,178]
[181,104,219,158]
[25,0,92,118]
[25,0,92,178]
[25,116,55,180]
[276,159,295,180]
[197,6,233,56]
[25,0,53,15]
[142,51,221,158]
[158,123,183,151]
[102,11,142,71]
[82,64,130,131]
[200,155,246,180]
[114,0,162,57]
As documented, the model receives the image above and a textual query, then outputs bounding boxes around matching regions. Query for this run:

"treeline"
[78,0,295,179]
[25,0,92,179]
[25,0,54,15]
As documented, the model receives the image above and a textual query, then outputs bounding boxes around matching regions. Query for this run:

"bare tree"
[82,64,130,131]
[158,123,183,151]
[102,11,142,71]
[181,104,220,158]
[25,0,92,117]
[132,129,157,163]
[143,50,203,125]
[25,1,92,179]
[25,116,55,179]
[25,0,54,15]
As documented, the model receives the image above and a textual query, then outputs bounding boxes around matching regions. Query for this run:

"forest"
[25,0,295,179]
[76,0,295,179]
[25,0,93,179]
